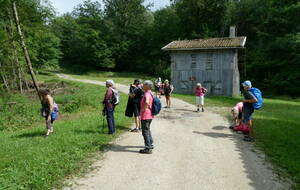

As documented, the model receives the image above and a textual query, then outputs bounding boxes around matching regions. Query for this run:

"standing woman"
[163,80,174,108]
[39,89,55,137]
[194,83,207,112]
[103,80,116,135]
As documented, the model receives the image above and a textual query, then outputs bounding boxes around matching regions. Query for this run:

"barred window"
[206,53,213,70]
[191,54,196,68]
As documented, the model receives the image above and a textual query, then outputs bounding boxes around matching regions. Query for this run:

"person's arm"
[46,96,53,121]
[170,85,174,94]
[243,98,257,103]
[103,88,112,104]
[243,92,258,103]
[141,94,150,112]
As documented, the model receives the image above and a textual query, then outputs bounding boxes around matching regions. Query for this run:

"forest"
[0,0,299,96]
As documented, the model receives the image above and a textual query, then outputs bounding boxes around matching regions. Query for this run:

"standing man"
[128,79,143,132]
[242,80,258,142]
[103,80,116,135]
[140,80,154,154]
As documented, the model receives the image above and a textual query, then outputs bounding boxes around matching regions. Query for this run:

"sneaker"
[130,128,139,133]
[139,149,152,154]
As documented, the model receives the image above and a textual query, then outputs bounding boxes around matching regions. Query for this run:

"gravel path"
[57,74,291,190]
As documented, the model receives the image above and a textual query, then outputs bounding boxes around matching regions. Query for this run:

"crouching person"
[140,80,154,154]
[230,102,243,128]
[242,80,258,142]
[39,89,57,137]
[103,80,116,135]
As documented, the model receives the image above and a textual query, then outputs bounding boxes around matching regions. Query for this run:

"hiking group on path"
[39,77,263,152]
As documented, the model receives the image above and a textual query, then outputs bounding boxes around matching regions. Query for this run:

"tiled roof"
[162,37,246,51]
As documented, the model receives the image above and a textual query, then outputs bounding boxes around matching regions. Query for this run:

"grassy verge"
[58,70,155,86]
[174,93,300,189]
[0,73,132,189]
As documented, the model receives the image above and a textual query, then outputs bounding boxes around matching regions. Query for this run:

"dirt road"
[58,74,291,190]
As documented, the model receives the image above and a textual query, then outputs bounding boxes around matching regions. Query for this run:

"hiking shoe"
[244,136,255,142]
[130,128,139,133]
[139,149,152,154]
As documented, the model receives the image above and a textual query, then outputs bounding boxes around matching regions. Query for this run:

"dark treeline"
[0,0,299,96]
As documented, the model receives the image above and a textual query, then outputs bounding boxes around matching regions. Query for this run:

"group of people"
[154,77,174,108]
[39,77,260,152]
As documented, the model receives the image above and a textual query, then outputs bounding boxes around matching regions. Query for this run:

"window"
[206,53,213,70]
[191,54,196,68]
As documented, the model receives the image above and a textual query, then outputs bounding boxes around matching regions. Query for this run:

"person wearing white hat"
[194,83,207,112]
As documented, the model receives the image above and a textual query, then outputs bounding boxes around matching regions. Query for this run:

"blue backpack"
[249,88,263,110]
[151,94,162,116]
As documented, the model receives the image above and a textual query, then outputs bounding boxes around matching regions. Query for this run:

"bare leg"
[135,116,140,129]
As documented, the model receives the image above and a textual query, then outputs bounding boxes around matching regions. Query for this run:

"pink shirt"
[234,102,243,113]
[140,91,154,120]
[195,87,205,96]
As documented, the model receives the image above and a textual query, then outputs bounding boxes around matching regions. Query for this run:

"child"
[230,102,243,128]
[195,83,207,112]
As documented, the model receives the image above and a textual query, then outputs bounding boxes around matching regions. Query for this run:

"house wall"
[170,49,240,96]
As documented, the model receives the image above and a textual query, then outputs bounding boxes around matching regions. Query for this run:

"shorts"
[133,103,140,117]
[196,96,204,105]
[243,106,254,123]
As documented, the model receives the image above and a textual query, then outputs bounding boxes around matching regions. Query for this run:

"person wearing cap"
[163,80,174,108]
[242,80,258,142]
[194,83,207,112]
[140,80,154,154]
[126,79,144,132]
[103,80,116,135]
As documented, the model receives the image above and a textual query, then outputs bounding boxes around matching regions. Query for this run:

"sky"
[49,0,170,15]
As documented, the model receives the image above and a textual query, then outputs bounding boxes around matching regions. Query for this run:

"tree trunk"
[20,66,30,91]
[0,63,10,92]
[8,8,23,93]
[12,1,40,99]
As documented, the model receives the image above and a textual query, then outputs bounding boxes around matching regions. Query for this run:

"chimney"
[229,26,236,38]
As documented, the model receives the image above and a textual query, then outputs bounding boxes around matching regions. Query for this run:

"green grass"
[0,73,132,189]
[174,93,300,189]
[60,70,155,86]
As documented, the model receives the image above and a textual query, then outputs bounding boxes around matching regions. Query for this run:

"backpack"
[151,94,161,116]
[249,88,263,110]
[51,102,59,120]
[111,88,120,105]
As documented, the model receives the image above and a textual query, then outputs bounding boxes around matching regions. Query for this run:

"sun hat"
[242,80,252,87]
[106,80,115,86]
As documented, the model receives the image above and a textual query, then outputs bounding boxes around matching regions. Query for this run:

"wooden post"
[12,1,40,99]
